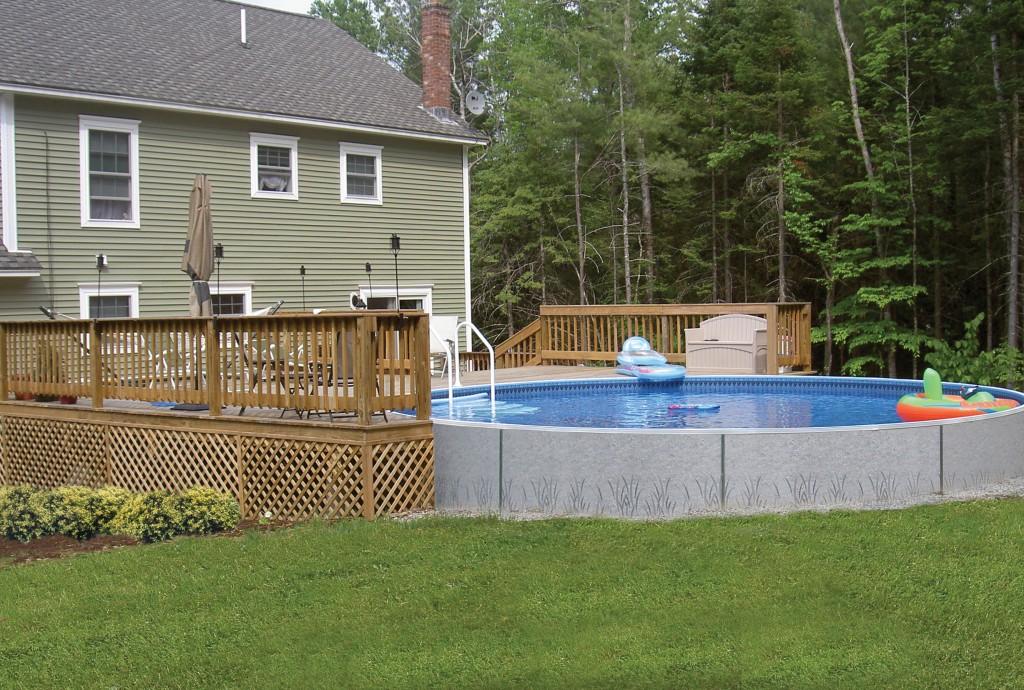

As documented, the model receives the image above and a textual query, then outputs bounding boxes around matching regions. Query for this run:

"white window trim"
[340,143,383,205]
[210,281,254,314]
[1,93,21,252]
[79,115,141,229]
[250,133,299,200]
[78,282,141,318]
[357,283,432,314]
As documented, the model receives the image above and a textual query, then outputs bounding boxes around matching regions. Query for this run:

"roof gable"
[0,0,482,142]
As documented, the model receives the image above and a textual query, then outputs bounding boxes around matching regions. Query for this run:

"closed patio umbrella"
[182,173,213,317]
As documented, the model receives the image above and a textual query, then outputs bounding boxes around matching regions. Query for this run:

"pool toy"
[896,368,1020,422]
[615,336,687,382]
[667,403,720,412]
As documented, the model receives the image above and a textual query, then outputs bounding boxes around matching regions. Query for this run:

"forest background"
[312,0,1024,381]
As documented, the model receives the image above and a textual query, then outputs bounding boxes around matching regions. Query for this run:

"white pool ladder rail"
[455,321,496,415]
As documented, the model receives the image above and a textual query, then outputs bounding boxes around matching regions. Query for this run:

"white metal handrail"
[428,325,456,412]
[455,321,496,415]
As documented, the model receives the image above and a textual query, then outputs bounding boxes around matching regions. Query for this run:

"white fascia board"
[1,92,18,251]
[462,145,473,351]
[0,271,41,278]
[0,84,488,146]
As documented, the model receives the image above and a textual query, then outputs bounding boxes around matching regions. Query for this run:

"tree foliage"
[322,0,1024,376]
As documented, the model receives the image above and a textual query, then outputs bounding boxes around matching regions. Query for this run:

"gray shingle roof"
[0,0,483,142]
[0,245,42,273]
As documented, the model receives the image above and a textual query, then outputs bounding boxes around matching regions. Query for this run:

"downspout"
[45,131,55,312]
[463,145,472,351]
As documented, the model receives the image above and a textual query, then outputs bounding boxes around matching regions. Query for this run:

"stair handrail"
[455,321,496,415]
[428,325,455,412]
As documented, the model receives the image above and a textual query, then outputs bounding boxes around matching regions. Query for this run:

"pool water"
[430,377,1023,430]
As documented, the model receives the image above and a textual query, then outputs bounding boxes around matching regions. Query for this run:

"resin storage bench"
[684,314,768,374]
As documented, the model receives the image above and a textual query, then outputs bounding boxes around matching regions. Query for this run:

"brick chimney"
[421,0,452,120]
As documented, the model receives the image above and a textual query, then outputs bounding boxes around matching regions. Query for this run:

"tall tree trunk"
[902,3,920,376]
[834,0,895,376]
[776,62,789,302]
[618,68,632,304]
[573,131,586,306]
[638,130,655,303]
[991,16,1021,348]
[618,1,634,304]
[711,167,719,303]
[723,125,733,302]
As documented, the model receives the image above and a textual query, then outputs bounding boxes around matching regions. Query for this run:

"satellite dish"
[465,90,486,115]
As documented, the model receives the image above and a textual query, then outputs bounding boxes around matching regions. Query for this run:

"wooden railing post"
[414,314,431,420]
[538,310,550,365]
[361,440,376,519]
[206,318,221,416]
[355,315,375,425]
[0,324,8,402]
[90,320,104,409]
[765,305,779,375]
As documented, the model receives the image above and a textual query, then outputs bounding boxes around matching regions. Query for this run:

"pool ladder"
[428,320,496,416]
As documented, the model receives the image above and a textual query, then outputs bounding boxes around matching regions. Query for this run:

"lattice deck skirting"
[0,403,433,520]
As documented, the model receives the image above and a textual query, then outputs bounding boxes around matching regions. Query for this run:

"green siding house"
[0,0,484,331]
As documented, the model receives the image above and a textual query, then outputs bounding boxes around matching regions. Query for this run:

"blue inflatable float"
[615,337,687,382]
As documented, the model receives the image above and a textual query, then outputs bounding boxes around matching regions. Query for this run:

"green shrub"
[0,486,53,542]
[108,491,180,543]
[45,486,100,541]
[167,487,241,535]
[925,313,1024,387]
[91,486,133,534]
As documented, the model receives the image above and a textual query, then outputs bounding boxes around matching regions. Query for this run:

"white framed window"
[340,143,382,204]
[78,282,141,319]
[357,284,432,314]
[79,116,140,228]
[251,133,299,199]
[210,281,254,315]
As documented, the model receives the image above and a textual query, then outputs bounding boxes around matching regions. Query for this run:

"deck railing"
[485,303,812,372]
[0,311,432,423]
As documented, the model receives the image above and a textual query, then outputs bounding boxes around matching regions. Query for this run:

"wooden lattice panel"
[108,426,237,495]
[241,437,363,520]
[372,437,434,515]
[1,404,433,523]
[2,417,106,488]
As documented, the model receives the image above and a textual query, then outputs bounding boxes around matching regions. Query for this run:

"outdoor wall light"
[95,254,107,316]
[390,234,401,314]
[214,244,224,313]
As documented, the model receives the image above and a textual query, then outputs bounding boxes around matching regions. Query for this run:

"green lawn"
[2,501,1024,688]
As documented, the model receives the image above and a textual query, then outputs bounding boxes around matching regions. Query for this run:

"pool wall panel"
[500,429,721,517]
[724,426,939,510]
[942,412,1024,491]
[434,424,502,512]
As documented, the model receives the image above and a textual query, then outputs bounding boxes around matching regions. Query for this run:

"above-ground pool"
[431,377,957,429]
[431,376,1024,518]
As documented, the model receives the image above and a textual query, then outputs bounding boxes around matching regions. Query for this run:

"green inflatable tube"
[922,368,943,400]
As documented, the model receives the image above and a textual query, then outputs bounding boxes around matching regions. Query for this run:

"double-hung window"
[79,116,140,228]
[340,143,382,204]
[251,133,299,199]
[78,283,140,319]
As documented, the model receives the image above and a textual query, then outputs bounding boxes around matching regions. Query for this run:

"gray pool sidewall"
[433,378,1024,518]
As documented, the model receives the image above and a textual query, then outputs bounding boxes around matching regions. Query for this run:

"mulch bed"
[0,520,282,567]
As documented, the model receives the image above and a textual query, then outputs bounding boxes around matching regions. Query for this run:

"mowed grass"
[3,501,1024,689]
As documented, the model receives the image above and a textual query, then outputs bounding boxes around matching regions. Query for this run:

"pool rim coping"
[426,375,1024,435]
